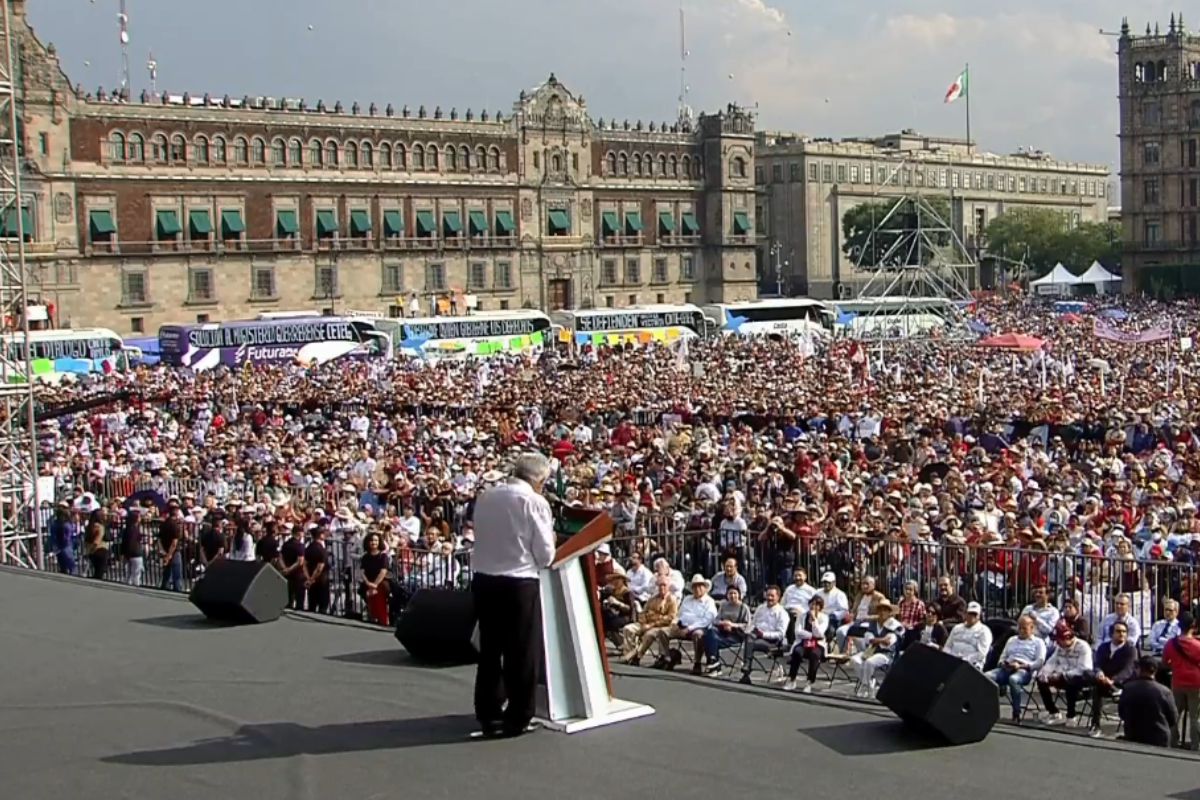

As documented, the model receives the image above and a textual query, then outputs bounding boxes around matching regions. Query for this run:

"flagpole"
[964,63,971,151]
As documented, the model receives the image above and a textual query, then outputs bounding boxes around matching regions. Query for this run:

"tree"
[842,196,953,268]
[982,207,1120,276]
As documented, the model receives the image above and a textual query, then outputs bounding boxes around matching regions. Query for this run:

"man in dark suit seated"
[1119,657,1178,748]
[1088,620,1137,739]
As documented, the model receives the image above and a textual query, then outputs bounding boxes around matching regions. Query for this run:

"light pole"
[768,241,783,296]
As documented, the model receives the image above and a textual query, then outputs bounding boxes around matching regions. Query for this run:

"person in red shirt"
[1164,613,1200,750]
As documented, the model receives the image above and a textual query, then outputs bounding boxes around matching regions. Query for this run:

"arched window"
[149,133,167,162]
[552,153,562,172]
[126,132,144,161]
[427,145,439,170]
[412,144,425,170]
[380,142,392,169]
[288,139,302,166]
[730,156,746,178]
[643,153,653,176]
[475,146,486,171]
[107,131,126,162]
[487,146,500,171]
[632,154,642,176]
[460,145,471,170]
[1159,60,1168,81]
[324,140,338,166]
[668,155,678,176]
[211,136,227,163]
[271,138,285,165]
[1190,99,1200,127]
[606,151,617,175]
[309,139,323,166]
[396,143,408,169]
[361,141,374,168]
[234,136,249,164]
[681,155,691,176]
[445,146,458,171]
[344,141,358,168]
[658,154,667,176]
[194,135,210,164]
[618,153,628,175]
[250,137,265,164]
[169,134,186,162]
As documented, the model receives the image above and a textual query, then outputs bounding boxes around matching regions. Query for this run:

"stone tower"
[697,104,758,302]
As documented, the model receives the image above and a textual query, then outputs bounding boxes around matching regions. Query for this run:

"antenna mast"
[677,0,692,126]
[146,49,157,97]
[118,0,130,98]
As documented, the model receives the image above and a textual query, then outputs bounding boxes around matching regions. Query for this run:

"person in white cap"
[943,601,993,669]
[816,572,849,632]
[643,574,717,669]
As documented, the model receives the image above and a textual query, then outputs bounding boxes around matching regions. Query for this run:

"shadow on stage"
[324,649,463,669]
[102,714,480,766]
[130,614,236,630]
[800,720,948,756]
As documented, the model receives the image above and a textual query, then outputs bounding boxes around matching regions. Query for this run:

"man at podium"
[470,453,557,739]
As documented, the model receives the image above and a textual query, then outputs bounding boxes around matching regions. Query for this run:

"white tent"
[1077,261,1121,294]
[1030,263,1081,296]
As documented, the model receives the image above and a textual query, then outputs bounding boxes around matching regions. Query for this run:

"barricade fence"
[41,513,1197,633]
[52,475,329,511]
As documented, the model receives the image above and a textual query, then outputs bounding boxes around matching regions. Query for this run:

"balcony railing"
[1124,238,1200,252]
[597,234,644,248]
[659,234,701,246]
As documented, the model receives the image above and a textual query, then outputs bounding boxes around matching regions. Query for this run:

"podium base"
[536,697,656,734]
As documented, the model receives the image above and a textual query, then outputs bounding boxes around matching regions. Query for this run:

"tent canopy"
[977,333,1046,350]
[1030,263,1081,286]
[1077,261,1120,285]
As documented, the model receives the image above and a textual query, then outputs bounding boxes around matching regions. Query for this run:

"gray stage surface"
[2,569,1199,800]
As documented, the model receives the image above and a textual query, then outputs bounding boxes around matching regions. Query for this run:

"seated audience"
[625,552,655,605]
[1163,612,1200,750]
[738,585,789,685]
[593,543,625,584]
[986,615,1047,722]
[782,567,816,640]
[1060,596,1092,644]
[934,577,966,625]
[600,572,635,645]
[621,578,678,664]
[895,580,926,646]
[710,557,747,602]
[1037,622,1095,725]
[1097,593,1142,649]
[1119,656,1178,748]
[700,585,751,675]
[1087,620,1137,737]
[1150,599,1182,654]
[816,572,850,631]
[642,574,718,670]
[849,598,904,697]
[784,594,829,694]
[943,602,993,669]
[652,557,685,601]
[911,602,949,650]
[1019,584,1061,643]
[836,576,886,653]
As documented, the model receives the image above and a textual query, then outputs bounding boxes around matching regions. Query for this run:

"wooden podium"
[534,507,655,733]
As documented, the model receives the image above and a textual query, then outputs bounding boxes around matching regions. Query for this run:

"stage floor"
[2,568,1198,800]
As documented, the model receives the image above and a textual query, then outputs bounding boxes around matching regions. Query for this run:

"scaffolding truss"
[0,1,41,570]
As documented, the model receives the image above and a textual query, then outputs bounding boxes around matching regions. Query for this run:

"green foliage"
[982,207,1120,276]
[842,196,953,268]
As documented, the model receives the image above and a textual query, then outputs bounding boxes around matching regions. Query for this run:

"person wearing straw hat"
[642,574,717,670]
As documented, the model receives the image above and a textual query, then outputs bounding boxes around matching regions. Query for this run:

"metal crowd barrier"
[53,475,327,510]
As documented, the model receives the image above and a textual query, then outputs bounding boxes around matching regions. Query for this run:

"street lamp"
[768,241,784,296]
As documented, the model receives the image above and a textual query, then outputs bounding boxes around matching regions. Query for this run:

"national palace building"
[8,0,758,334]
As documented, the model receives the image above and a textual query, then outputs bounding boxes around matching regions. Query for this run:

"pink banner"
[1092,318,1171,344]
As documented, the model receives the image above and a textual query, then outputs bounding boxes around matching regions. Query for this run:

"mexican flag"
[944,68,968,104]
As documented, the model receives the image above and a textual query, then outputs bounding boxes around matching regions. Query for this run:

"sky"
[25,0,1176,171]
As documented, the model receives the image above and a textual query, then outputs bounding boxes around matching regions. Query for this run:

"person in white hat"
[943,601,993,669]
[641,574,717,670]
[816,572,849,630]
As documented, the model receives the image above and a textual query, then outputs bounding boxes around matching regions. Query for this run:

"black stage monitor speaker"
[189,560,288,625]
[395,589,480,665]
[876,643,999,746]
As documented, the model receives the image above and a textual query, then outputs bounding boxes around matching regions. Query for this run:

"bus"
[396,310,554,357]
[2,328,129,371]
[834,296,965,338]
[552,304,711,345]
[158,316,392,371]
[702,299,834,338]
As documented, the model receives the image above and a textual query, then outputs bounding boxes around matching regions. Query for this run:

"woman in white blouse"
[784,595,829,693]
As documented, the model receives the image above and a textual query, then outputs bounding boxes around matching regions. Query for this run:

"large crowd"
[30,291,1200,748]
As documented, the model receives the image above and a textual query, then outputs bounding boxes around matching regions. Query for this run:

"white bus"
[702,299,834,337]
[2,328,129,372]
[396,310,554,357]
[834,296,965,338]
[552,304,711,344]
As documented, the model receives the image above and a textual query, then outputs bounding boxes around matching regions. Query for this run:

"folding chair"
[821,652,856,690]
[1075,687,1123,734]
[730,640,787,684]
[1019,680,1047,724]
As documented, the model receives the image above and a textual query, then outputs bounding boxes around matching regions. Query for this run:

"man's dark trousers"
[472,572,543,735]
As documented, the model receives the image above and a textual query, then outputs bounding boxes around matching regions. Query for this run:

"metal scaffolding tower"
[0,0,42,569]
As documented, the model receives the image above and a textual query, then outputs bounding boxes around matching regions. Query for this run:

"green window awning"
[601,211,618,236]
[547,209,570,233]
[494,210,515,234]
[155,209,181,238]
[732,211,750,234]
[658,211,675,235]
[415,209,436,236]
[1,206,32,237]
[89,209,115,237]
[383,209,403,237]
[221,209,244,237]
[681,212,699,235]
[350,209,371,236]
[468,209,488,236]
[624,211,642,234]
[316,208,338,236]
[275,209,297,236]
[188,209,212,237]
[442,210,462,234]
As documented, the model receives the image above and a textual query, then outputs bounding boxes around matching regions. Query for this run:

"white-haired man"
[469,453,557,740]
